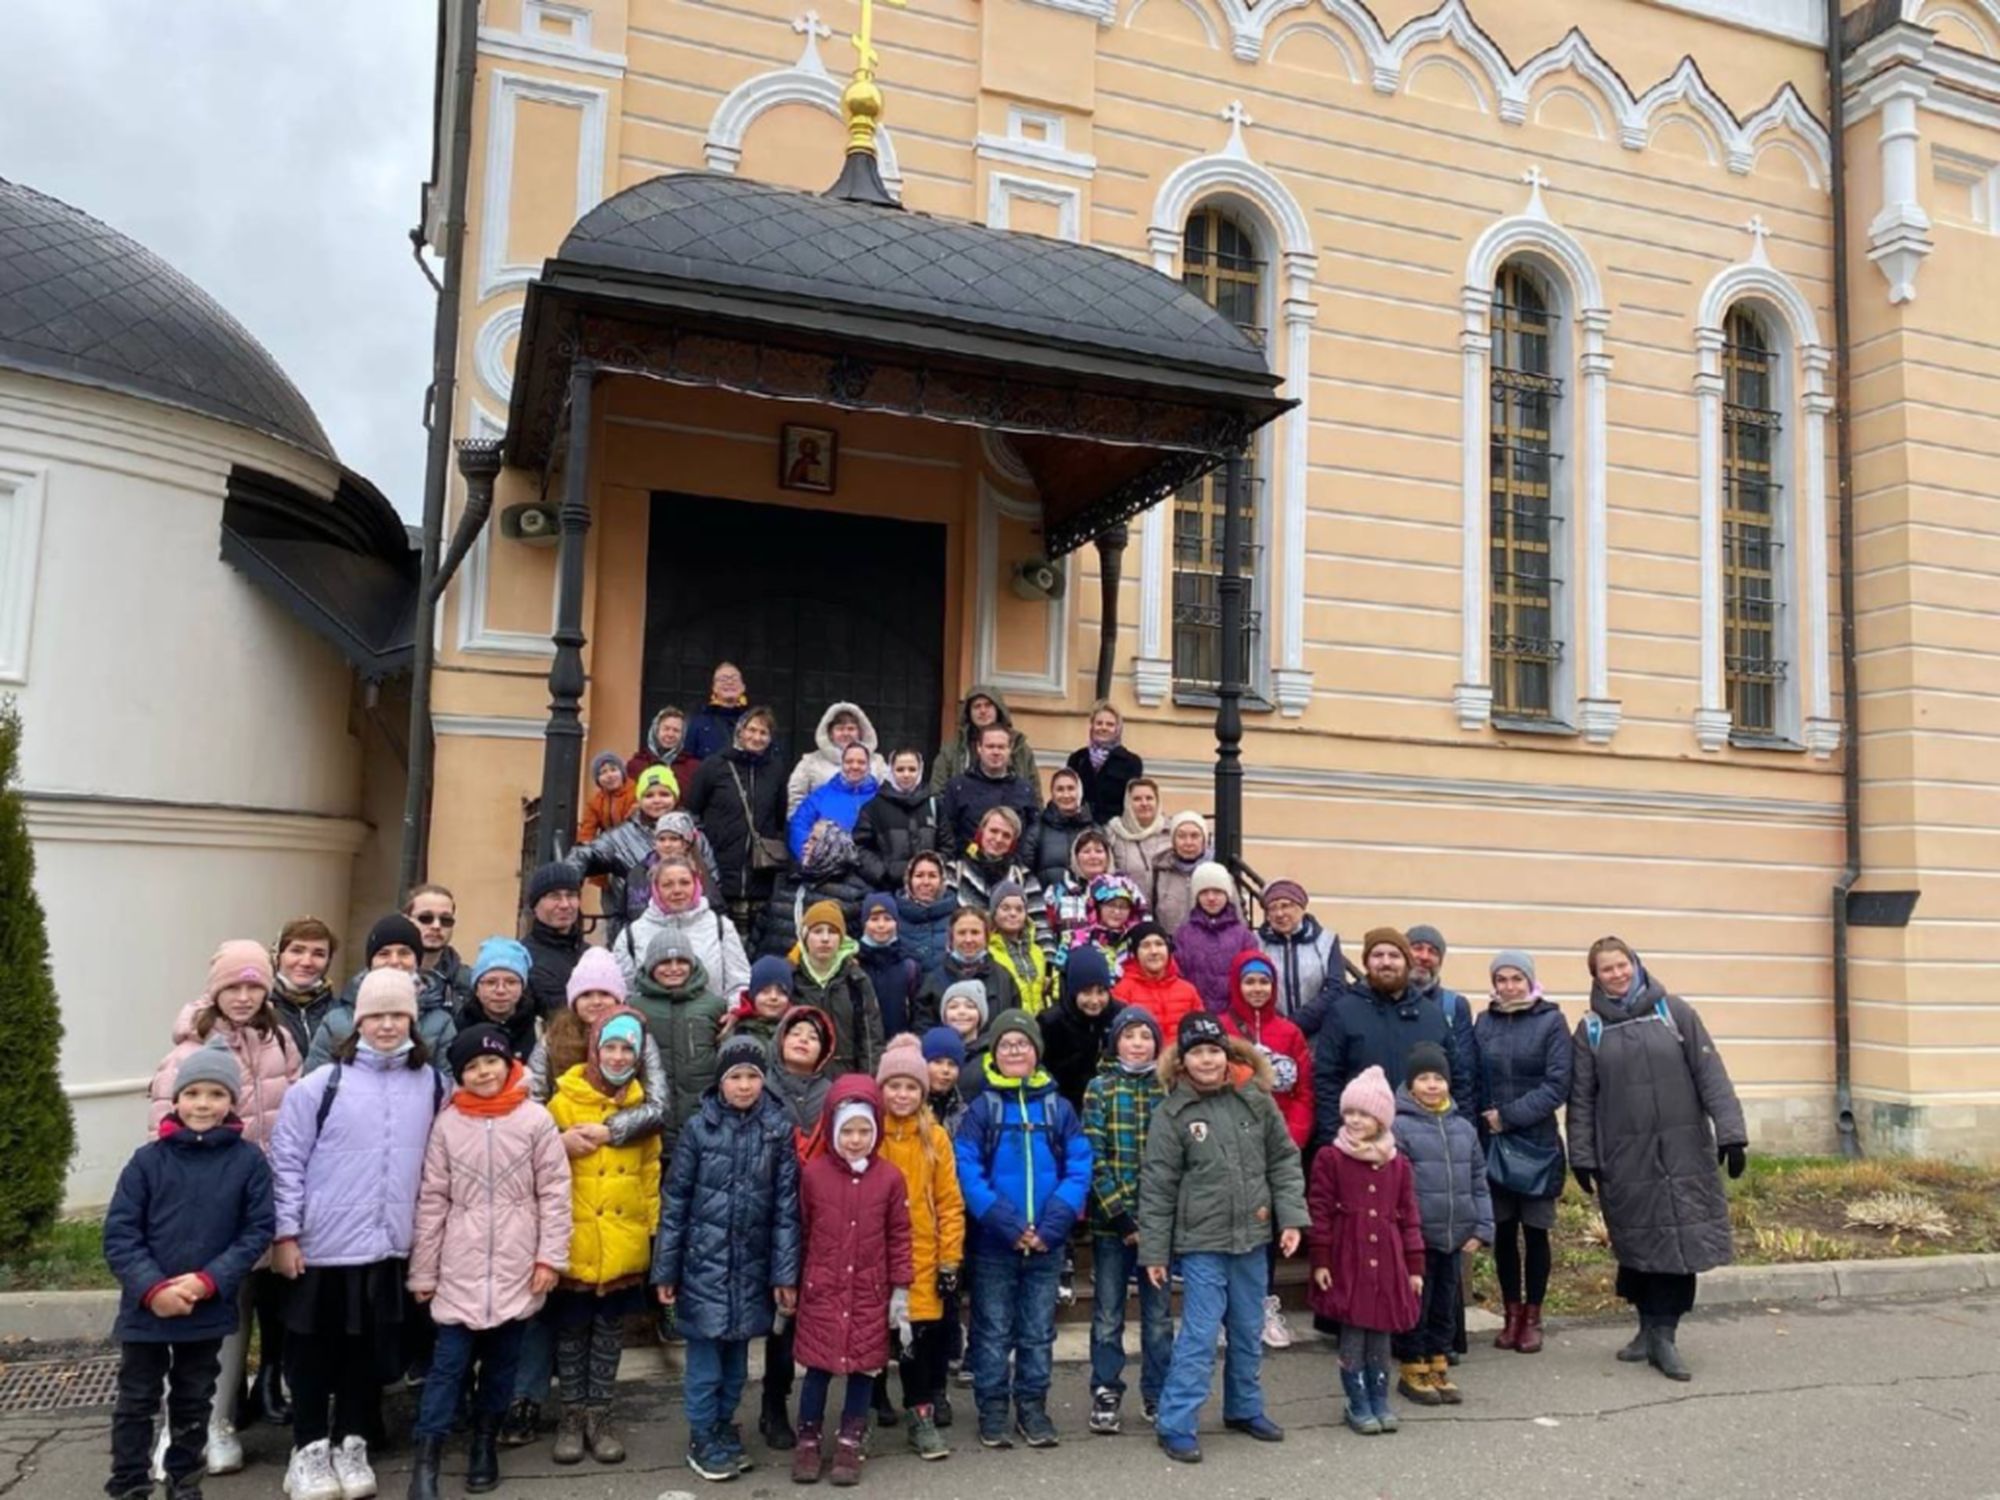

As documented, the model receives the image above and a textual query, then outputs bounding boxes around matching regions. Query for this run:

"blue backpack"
[1583,997,1678,1050]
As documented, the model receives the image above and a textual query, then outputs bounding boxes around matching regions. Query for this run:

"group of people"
[106,663,1752,1499]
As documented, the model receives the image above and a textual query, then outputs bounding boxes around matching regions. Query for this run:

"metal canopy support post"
[1092,521,1129,703]
[537,366,595,863]
[1213,449,1248,872]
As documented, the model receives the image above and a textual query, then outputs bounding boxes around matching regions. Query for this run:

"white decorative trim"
[525,0,593,48]
[1639,0,1825,46]
[976,107,1097,180]
[974,477,1073,697]
[1272,667,1313,717]
[705,15,903,188]
[1022,0,1117,23]
[1406,54,1492,111]
[1850,23,2000,131]
[454,406,555,659]
[474,304,524,403]
[1578,698,1623,744]
[23,793,370,855]
[1133,651,1173,707]
[1126,0,1221,49]
[1452,681,1494,731]
[1694,706,1733,752]
[479,72,609,300]
[1905,0,2000,48]
[476,22,629,80]
[1866,68,1936,303]
[987,172,1083,241]
[1381,0,1514,96]
[434,713,549,740]
[980,429,1035,487]
[0,457,48,685]
[1803,716,1842,759]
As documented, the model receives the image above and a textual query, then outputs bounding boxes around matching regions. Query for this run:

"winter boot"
[871,1375,899,1429]
[1617,1314,1651,1363]
[828,1415,868,1487]
[1396,1360,1442,1405]
[406,1436,442,1500]
[166,1477,205,1500]
[906,1404,948,1460]
[932,1393,953,1429]
[760,1391,798,1451]
[550,1407,586,1465]
[1517,1304,1546,1355]
[498,1398,540,1448]
[1014,1400,1059,1448]
[465,1413,501,1493]
[1646,1319,1691,1381]
[1428,1354,1462,1405]
[1365,1366,1400,1433]
[253,1363,293,1427]
[790,1422,825,1485]
[583,1407,625,1463]
[1495,1302,1523,1350]
[1340,1368,1380,1435]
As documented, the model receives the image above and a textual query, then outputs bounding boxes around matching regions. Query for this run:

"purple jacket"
[268,1050,439,1266]
[1174,903,1261,1015]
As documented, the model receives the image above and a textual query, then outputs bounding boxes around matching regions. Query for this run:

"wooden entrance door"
[641,494,948,767]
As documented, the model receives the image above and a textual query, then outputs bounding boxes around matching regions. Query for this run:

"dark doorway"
[641,494,948,767]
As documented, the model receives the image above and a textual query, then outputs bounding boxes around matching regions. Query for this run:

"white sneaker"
[1261,1294,1294,1349]
[206,1418,244,1475]
[283,1441,342,1500]
[331,1436,377,1500]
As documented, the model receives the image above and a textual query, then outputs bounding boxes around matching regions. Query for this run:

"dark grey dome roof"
[555,173,1270,380]
[0,178,334,461]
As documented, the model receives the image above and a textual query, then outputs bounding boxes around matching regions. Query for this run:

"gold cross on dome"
[851,0,906,78]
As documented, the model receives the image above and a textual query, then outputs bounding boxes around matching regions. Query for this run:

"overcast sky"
[1,0,437,515]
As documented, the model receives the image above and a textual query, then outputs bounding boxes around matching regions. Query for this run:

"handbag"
[1486,1130,1566,1200]
[728,763,791,871]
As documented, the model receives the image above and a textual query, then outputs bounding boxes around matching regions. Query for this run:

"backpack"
[1583,996,1679,1050]
[313,1061,447,1135]
[972,1086,1071,1182]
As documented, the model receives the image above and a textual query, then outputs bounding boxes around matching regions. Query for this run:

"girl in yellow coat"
[546,1009,661,1466]
[873,1034,966,1459]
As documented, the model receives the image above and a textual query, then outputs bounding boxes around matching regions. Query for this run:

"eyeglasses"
[412,912,456,928]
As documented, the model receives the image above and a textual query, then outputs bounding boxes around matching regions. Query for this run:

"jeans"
[415,1322,524,1440]
[108,1340,221,1495]
[1088,1235,1172,1404]
[1395,1247,1460,1361]
[511,1311,554,1405]
[969,1250,1061,1417]
[1154,1249,1267,1442]
[685,1337,751,1437]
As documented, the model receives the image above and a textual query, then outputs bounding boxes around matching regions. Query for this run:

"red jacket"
[1306,1143,1424,1333]
[1221,952,1314,1148]
[794,1076,914,1375]
[1113,956,1204,1041]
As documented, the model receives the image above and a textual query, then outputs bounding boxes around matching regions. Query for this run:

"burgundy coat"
[1306,1143,1424,1333]
[794,1076,914,1375]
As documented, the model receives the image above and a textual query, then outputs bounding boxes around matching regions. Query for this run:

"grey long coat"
[1568,974,1746,1276]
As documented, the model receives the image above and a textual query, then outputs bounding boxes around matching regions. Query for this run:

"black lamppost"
[1213,448,1249,873]
[536,366,596,862]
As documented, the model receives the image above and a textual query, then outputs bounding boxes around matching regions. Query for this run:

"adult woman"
[786,701,890,815]
[1105,777,1169,889]
[1472,950,1570,1355]
[894,853,959,974]
[1065,701,1144,828]
[913,907,1022,1032]
[683,705,788,932]
[787,743,880,859]
[948,808,1047,947]
[1147,812,1211,937]
[682,662,751,765]
[853,748,939,891]
[613,857,752,998]
[927,685,1036,792]
[1044,827,1114,953]
[1035,769,1096,895]
[1569,937,1746,1381]
[1256,880,1345,1037]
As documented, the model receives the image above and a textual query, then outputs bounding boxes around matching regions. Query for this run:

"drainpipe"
[1092,522,1128,703]
[1826,0,1863,1158]
[397,0,480,897]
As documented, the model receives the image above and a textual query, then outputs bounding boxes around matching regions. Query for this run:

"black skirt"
[284,1259,410,1352]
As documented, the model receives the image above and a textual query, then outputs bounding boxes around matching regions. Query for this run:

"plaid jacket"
[1081,1057,1165,1238]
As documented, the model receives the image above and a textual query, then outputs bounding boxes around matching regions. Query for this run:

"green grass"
[0,1216,113,1294]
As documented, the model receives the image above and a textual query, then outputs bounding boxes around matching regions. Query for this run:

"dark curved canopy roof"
[556,174,1271,383]
[0,178,334,461]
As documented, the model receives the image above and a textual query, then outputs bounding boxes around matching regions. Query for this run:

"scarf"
[803,823,859,877]
[585,1009,645,1095]
[453,1061,531,1118]
[1333,1122,1396,1164]
[273,972,331,1008]
[1416,1091,1453,1115]
[799,937,856,988]
[1490,983,1543,1015]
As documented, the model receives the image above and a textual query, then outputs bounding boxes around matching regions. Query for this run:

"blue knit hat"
[920,1026,966,1066]
[472,936,531,985]
[747,955,795,999]
[1106,1005,1161,1056]
[862,892,899,924]
[1063,944,1113,996]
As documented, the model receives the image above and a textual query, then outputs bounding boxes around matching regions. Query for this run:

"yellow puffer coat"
[878,1109,965,1322]
[549,1066,661,1289]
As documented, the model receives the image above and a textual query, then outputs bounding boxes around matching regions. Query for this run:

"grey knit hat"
[938,979,989,1030]
[1406,923,1447,957]
[1490,949,1537,985]
[173,1038,241,1103]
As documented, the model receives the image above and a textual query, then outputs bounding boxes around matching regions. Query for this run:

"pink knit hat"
[566,947,628,1007]
[875,1032,927,1090]
[354,968,419,1021]
[206,939,273,1001]
[1339,1064,1395,1132]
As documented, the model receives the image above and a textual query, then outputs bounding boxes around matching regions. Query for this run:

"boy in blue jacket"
[952,1009,1092,1451]
[103,1040,275,1499]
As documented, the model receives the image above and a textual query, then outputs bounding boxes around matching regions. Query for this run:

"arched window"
[1721,305,1786,737]
[1488,261,1564,720]
[1172,206,1266,692]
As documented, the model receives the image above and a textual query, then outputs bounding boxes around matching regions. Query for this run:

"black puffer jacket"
[793,953,884,1079]
[939,767,1042,871]
[521,919,585,1022]
[753,860,874,960]
[853,783,940,889]
[1035,805,1097,894]
[912,948,1022,1033]
[1066,743,1144,827]
[454,993,539,1060]
[684,744,787,902]
[650,1086,802,1340]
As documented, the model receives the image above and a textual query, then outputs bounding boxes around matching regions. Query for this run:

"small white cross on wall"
[1521,166,1550,194]
[794,10,833,39]
[1221,99,1253,130]
[1520,165,1551,219]
[1745,215,1771,263]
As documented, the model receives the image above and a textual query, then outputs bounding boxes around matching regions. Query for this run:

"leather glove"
[1720,1143,1747,1179]
[1572,1165,1596,1197]
[889,1287,913,1348]
[936,1265,959,1298]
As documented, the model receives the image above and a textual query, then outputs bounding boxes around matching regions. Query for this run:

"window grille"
[1489,264,1564,718]
[1722,306,1785,735]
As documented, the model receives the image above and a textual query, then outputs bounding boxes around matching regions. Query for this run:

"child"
[854,893,922,1040]
[1146,812,1211,935]
[1174,863,1261,1014]
[570,765,679,941]
[104,1041,275,1500]
[759,1004,836,1450]
[921,1027,967,1137]
[873,1036,966,1460]
[1041,946,1122,1110]
[985,882,1051,1016]
[1307,1065,1424,1437]
[1219,951,1316,1349]
[529,948,667,1145]
[789,900,885,1078]
[628,703,697,789]
[915,908,1019,1031]
[576,751,637,850]
[406,1025,572,1499]
[628,812,727,927]
[269,971,441,1500]
[628,929,728,1158]
[1140,1013,1308,1464]
[1063,875,1144,975]
[935,982,990,1104]
[953,1010,1091,1450]
[653,1034,802,1482]
[722,956,796,1046]
[1080,1007,1167,1436]
[455,937,538,1057]
[1392,1042,1493,1407]
[892,853,959,975]
[792,1076,915,1485]
[1112,923,1204,1040]
[1044,829,1116,953]
[546,1010,663,1466]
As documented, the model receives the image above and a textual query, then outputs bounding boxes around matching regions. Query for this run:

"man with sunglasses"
[406,883,473,1007]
